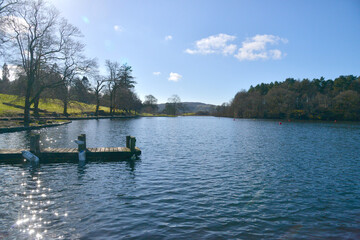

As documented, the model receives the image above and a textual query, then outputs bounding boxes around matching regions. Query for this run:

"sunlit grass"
[140,113,155,116]
[140,113,177,117]
[182,112,196,116]
[0,94,23,116]
[0,94,110,116]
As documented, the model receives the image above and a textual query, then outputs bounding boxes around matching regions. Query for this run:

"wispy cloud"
[165,35,173,41]
[185,33,237,55]
[114,25,124,32]
[153,72,161,76]
[234,34,288,61]
[185,34,287,61]
[168,72,182,82]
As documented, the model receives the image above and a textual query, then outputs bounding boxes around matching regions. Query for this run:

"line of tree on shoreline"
[2,1,359,123]
[215,75,360,121]
[0,0,169,124]
[0,60,165,117]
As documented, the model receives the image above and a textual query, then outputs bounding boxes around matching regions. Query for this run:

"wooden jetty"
[0,134,141,164]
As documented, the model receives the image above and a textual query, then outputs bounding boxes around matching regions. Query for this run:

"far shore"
[0,114,185,133]
[2,114,358,134]
[0,120,72,134]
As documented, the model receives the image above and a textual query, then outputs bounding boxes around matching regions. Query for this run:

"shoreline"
[1,115,358,134]
[0,115,139,121]
[0,115,141,134]
[0,120,72,134]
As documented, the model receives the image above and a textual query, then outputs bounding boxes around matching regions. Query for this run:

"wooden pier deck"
[0,134,141,164]
[0,147,141,164]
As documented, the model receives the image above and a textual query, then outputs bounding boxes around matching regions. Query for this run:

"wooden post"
[30,134,41,155]
[82,134,86,150]
[126,136,131,148]
[130,137,136,152]
[78,134,86,152]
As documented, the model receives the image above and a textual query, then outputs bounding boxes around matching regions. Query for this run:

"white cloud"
[165,35,173,41]
[185,33,237,55]
[114,25,124,32]
[0,16,29,35]
[153,72,161,76]
[234,34,287,61]
[223,44,237,55]
[269,49,283,60]
[168,72,182,82]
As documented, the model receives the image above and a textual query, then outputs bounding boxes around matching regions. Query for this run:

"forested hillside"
[157,102,216,114]
[215,75,360,121]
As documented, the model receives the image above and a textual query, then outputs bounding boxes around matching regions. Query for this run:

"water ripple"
[0,117,360,239]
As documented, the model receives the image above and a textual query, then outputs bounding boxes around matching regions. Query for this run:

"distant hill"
[157,102,216,113]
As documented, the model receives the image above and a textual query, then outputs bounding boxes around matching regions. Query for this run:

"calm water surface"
[0,117,360,239]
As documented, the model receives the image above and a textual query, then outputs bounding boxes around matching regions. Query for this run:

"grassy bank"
[0,94,202,119]
[140,113,178,117]
[0,94,110,117]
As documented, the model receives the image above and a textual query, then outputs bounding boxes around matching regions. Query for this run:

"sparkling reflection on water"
[0,117,360,239]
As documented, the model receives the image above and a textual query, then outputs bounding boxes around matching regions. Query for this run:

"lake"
[1,117,360,239]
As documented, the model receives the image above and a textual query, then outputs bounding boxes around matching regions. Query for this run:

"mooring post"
[130,137,136,152]
[82,134,87,150]
[126,136,131,148]
[30,133,41,155]
[77,134,86,152]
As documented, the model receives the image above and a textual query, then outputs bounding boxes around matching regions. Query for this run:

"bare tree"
[94,76,105,116]
[4,0,59,124]
[23,19,91,118]
[3,0,87,125]
[165,94,183,115]
[104,60,120,115]
[0,0,18,14]
[0,0,20,56]
[143,94,158,113]
[57,36,97,116]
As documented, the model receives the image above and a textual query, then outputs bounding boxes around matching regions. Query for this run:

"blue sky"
[48,0,360,104]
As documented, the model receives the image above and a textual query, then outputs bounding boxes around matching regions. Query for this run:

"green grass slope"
[0,94,110,117]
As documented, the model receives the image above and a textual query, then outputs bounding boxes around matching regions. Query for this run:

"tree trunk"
[95,93,100,116]
[61,88,69,117]
[63,99,68,116]
[112,88,117,116]
[24,76,34,127]
[33,96,40,118]
[24,96,31,127]
[110,90,114,116]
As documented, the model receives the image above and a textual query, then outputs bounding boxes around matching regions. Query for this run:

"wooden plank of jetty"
[0,134,141,164]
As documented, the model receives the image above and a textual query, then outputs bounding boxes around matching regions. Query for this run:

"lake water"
[0,117,360,239]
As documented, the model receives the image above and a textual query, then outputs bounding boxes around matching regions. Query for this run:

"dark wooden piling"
[77,134,86,152]
[0,134,141,163]
[126,136,131,148]
[130,137,136,152]
[30,134,41,155]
